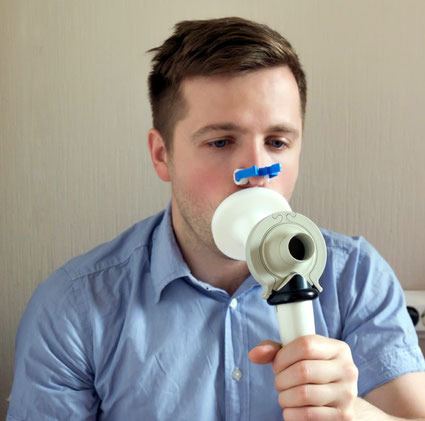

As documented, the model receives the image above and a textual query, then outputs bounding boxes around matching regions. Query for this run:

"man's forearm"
[354,397,425,421]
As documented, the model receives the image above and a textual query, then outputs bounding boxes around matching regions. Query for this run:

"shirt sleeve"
[7,268,99,421]
[333,237,425,397]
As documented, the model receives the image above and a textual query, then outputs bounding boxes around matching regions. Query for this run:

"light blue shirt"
[7,205,425,421]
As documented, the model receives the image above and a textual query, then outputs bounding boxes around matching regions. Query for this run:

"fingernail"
[258,344,275,352]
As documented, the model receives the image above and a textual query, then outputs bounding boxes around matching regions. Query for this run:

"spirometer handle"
[275,300,316,346]
[267,274,318,346]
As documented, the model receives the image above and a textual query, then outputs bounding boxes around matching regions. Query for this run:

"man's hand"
[248,335,359,421]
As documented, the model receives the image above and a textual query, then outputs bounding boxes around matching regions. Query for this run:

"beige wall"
[1,0,424,417]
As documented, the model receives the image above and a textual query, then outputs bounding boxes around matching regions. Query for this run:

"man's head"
[148,17,306,151]
[148,18,305,270]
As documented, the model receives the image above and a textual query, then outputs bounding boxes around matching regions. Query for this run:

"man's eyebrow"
[191,123,245,140]
[267,124,299,137]
[191,123,299,140]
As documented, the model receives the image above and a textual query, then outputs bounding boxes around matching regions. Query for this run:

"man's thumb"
[248,340,281,365]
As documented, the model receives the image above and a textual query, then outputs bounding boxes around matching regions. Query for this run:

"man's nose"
[245,172,268,187]
[236,145,273,187]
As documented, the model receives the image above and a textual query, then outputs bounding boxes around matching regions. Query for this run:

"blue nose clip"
[234,163,282,185]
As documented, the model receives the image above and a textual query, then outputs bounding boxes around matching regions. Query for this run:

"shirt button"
[230,298,238,309]
[232,368,243,381]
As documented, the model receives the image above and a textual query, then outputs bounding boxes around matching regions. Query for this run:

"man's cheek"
[193,173,233,205]
[195,171,229,191]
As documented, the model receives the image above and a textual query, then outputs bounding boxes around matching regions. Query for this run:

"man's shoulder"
[61,210,166,282]
[319,227,395,285]
[320,227,376,257]
[28,210,167,317]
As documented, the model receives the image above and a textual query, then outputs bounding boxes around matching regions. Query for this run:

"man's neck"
[184,250,250,296]
[171,210,250,296]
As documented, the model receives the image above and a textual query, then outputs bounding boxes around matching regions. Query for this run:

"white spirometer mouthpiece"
[211,187,327,346]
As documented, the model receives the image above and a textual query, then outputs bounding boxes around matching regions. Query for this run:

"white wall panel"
[1,0,424,416]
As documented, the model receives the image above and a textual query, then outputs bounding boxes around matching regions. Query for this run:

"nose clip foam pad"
[233,163,282,186]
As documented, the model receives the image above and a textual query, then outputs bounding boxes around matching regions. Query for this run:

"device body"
[212,187,327,345]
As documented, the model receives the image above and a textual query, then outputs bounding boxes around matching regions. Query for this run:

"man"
[7,17,425,421]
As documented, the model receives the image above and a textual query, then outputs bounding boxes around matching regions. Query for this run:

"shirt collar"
[150,203,260,303]
[150,203,191,303]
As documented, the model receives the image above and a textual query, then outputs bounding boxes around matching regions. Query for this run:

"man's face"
[164,65,303,257]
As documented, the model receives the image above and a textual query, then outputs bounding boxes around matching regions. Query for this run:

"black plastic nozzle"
[267,274,319,306]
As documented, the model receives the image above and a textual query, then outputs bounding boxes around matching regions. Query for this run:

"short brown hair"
[148,17,307,150]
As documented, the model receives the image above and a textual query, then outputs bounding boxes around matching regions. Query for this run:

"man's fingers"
[274,359,342,391]
[278,382,356,408]
[272,335,352,374]
[248,340,281,365]
[282,405,353,421]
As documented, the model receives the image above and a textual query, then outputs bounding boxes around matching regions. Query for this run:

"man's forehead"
[179,67,301,119]
[175,65,303,136]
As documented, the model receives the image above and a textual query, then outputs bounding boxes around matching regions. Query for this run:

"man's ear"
[148,129,171,182]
